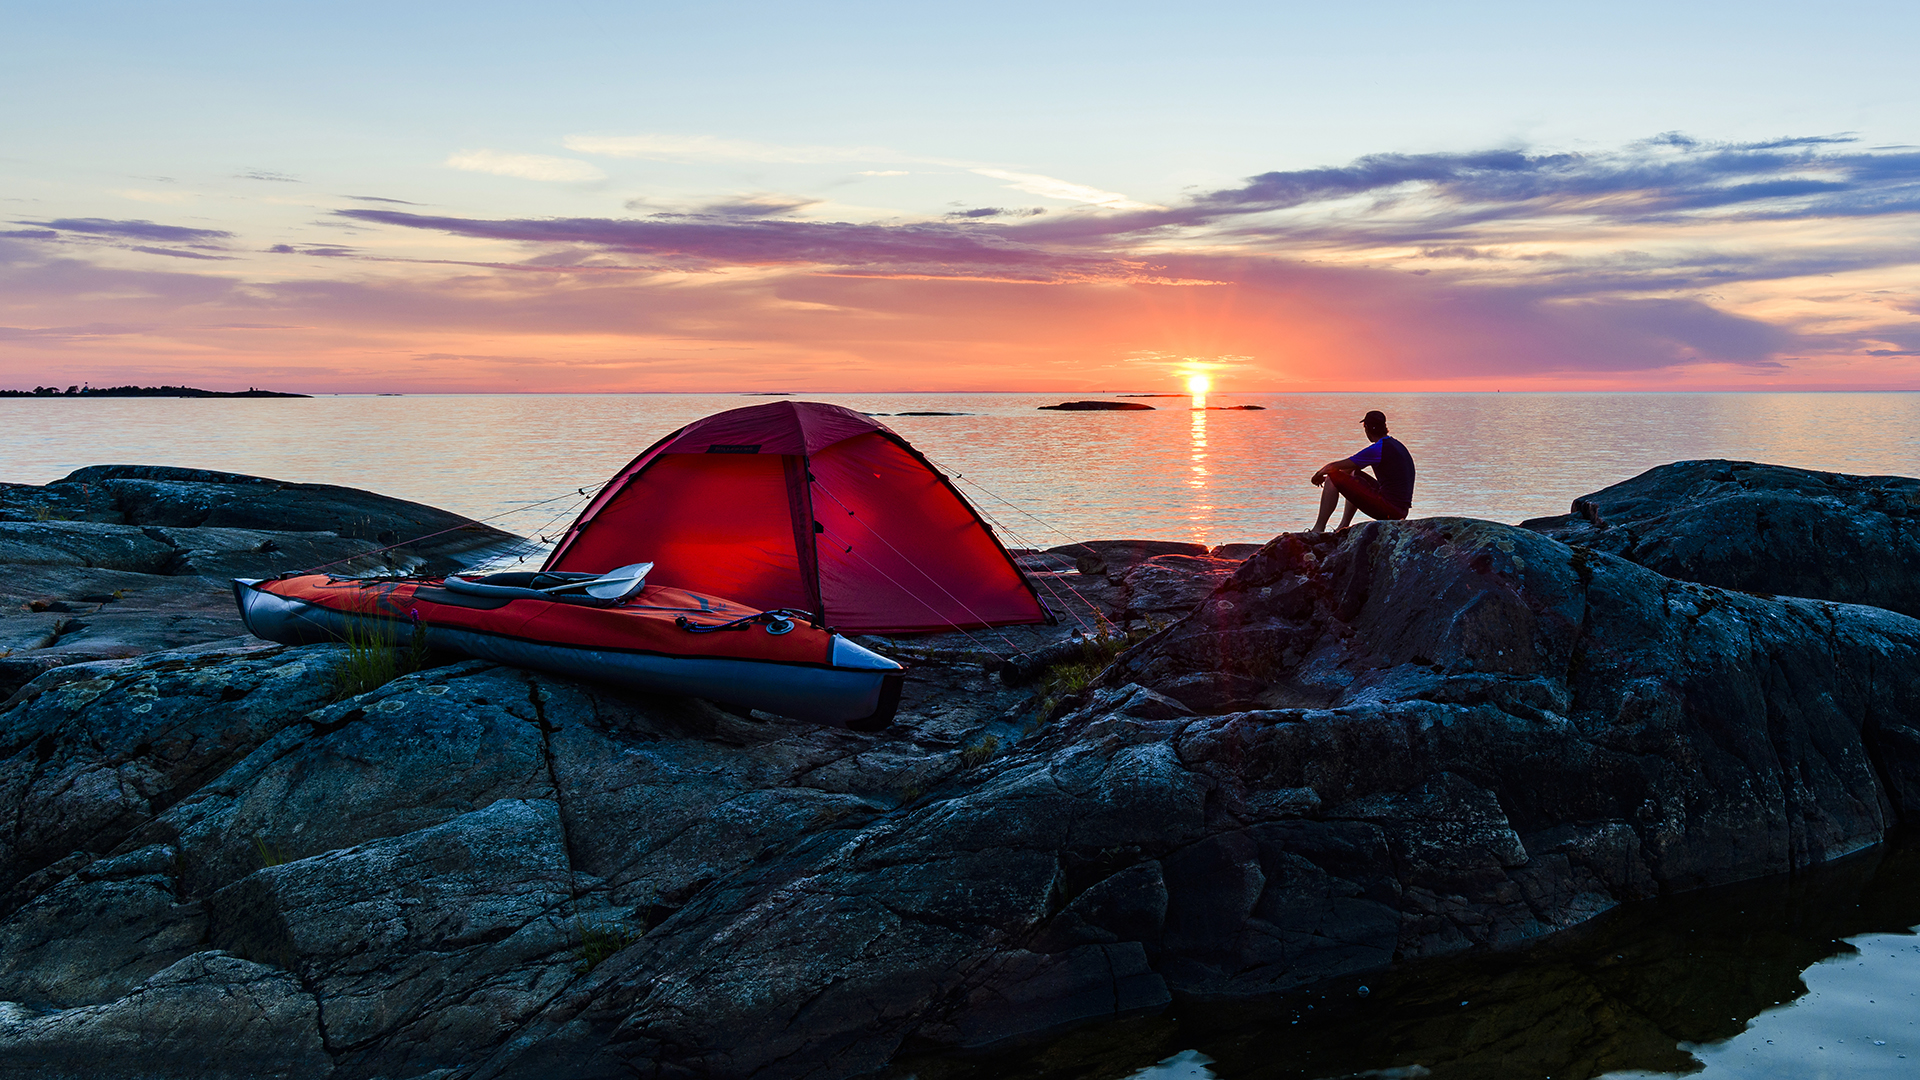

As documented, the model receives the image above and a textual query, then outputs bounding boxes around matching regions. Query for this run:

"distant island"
[1038,400,1156,411]
[0,384,309,398]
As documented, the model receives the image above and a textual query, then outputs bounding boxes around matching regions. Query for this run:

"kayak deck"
[234,575,906,729]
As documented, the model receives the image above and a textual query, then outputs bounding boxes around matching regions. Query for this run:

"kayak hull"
[233,577,906,729]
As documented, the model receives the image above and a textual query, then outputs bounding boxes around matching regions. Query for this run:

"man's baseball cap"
[1361,410,1387,426]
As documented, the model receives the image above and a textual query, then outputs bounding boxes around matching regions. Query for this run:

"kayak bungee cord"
[674,609,809,635]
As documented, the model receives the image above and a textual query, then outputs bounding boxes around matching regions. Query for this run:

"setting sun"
[1186,374,1211,395]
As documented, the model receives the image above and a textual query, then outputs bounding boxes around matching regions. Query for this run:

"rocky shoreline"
[1,460,1917,1078]
[0,466,521,699]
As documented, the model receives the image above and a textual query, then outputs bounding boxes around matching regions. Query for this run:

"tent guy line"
[814,520,1027,657]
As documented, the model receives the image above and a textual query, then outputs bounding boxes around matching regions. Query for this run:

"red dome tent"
[542,401,1049,634]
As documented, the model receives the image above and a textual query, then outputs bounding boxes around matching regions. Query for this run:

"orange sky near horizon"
[4,246,1915,395]
[6,134,1920,394]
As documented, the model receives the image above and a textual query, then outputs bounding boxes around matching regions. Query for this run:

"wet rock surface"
[1046,539,1209,577]
[1,461,1918,1078]
[1522,458,1920,618]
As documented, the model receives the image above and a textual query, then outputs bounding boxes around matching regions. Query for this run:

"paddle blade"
[585,562,653,600]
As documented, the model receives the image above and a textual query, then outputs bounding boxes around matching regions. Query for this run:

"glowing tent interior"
[542,401,1050,634]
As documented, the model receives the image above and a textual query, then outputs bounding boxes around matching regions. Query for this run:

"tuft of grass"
[958,734,1000,769]
[333,622,402,700]
[1031,629,1154,717]
[253,834,291,868]
[574,922,641,973]
[332,613,429,701]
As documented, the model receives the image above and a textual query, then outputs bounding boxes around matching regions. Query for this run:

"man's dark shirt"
[1348,435,1416,509]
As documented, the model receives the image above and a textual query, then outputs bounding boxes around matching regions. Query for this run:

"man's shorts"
[1328,470,1409,521]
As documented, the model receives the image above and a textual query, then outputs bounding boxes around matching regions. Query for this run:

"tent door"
[782,454,825,625]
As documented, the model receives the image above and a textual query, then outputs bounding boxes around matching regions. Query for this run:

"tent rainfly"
[542,401,1050,634]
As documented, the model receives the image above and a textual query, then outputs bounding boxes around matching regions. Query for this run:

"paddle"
[541,562,653,601]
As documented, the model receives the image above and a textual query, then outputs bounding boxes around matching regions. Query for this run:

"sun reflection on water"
[1186,396,1214,539]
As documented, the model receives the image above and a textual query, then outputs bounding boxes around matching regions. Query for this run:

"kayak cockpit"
[443,561,653,605]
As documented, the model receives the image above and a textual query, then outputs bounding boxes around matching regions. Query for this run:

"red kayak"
[232,570,906,729]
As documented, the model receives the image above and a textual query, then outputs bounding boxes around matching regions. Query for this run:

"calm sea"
[4,392,1919,550]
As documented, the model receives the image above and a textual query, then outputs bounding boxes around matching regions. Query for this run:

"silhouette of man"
[1310,410,1415,534]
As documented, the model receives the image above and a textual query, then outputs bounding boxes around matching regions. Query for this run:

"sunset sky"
[5,0,1919,393]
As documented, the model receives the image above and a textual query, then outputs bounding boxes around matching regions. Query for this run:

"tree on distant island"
[0,384,309,398]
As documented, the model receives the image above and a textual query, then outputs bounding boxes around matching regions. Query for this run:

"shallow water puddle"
[1126,1049,1220,1078]
[1111,929,1920,1080]
[892,841,1920,1080]
[1606,930,1920,1079]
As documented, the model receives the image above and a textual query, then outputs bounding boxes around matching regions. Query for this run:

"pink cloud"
[4,134,1919,391]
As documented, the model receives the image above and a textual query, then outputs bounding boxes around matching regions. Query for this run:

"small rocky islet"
[0,385,309,398]
[1,461,1918,1078]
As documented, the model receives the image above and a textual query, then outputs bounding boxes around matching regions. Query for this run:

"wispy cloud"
[971,168,1164,210]
[0,321,169,342]
[16,217,234,243]
[564,133,896,164]
[268,243,358,257]
[946,207,1047,220]
[129,246,235,260]
[332,132,1920,294]
[569,132,1161,212]
[696,194,826,218]
[334,207,1149,281]
[444,149,606,183]
[1026,133,1920,246]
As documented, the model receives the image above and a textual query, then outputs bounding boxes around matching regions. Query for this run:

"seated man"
[1310,409,1415,533]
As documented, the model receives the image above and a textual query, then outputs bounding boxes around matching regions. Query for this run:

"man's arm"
[1315,438,1384,485]
[1311,457,1359,485]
